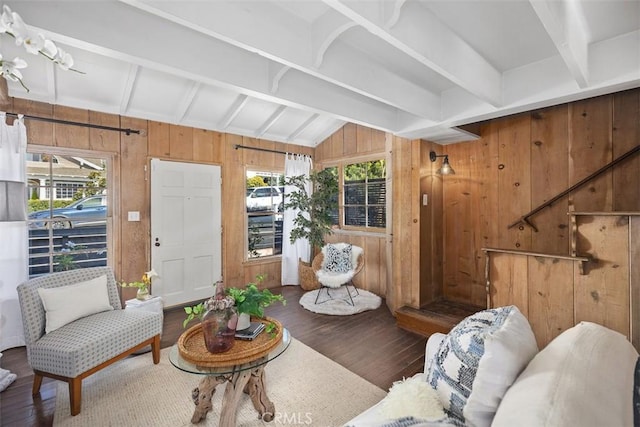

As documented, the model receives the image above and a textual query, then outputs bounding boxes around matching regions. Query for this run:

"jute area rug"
[53,338,386,427]
[299,287,382,315]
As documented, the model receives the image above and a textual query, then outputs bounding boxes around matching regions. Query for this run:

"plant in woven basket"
[283,168,338,254]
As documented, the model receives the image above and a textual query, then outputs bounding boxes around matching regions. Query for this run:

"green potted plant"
[283,168,338,289]
[226,274,286,331]
[183,275,285,334]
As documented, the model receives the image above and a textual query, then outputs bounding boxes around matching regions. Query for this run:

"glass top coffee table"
[169,328,291,426]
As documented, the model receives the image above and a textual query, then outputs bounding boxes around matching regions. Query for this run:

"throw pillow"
[493,322,639,427]
[380,374,446,421]
[37,275,114,334]
[426,305,538,427]
[323,243,353,273]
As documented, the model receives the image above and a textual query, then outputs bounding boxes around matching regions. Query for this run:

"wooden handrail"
[482,247,592,275]
[482,247,590,262]
[509,143,640,231]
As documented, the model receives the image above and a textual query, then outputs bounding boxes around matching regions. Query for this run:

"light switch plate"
[128,211,140,221]
[422,194,428,206]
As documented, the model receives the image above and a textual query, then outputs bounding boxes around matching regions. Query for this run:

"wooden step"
[396,300,485,337]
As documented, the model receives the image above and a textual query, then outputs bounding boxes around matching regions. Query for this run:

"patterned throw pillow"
[426,306,538,427]
[323,244,353,273]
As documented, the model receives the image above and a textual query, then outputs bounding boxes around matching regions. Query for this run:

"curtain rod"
[5,112,141,135]
[234,144,288,155]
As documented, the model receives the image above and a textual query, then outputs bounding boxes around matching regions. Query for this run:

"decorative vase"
[237,312,251,331]
[136,285,149,301]
[201,282,238,353]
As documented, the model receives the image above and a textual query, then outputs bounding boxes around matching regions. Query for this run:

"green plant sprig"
[183,302,205,328]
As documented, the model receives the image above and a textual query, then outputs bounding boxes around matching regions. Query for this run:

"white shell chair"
[312,243,364,306]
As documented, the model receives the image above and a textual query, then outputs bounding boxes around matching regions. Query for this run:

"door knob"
[155,237,160,247]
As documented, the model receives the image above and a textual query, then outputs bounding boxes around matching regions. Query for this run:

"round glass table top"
[169,328,291,375]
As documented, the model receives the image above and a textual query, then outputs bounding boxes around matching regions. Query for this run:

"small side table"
[125,296,164,353]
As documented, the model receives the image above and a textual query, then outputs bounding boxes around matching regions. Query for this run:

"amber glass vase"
[201,282,238,353]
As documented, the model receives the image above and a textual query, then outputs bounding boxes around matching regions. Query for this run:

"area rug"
[53,339,386,427]
[300,287,382,315]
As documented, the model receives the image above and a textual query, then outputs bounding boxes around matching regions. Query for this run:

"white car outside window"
[246,187,282,212]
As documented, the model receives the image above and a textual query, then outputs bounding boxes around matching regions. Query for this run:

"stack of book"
[235,322,265,340]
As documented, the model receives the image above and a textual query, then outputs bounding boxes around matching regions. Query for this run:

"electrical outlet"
[128,211,140,221]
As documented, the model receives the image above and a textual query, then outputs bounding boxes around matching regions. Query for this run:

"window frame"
[26,145,114,277]
[322,155,387,233]
[244,168,285,261]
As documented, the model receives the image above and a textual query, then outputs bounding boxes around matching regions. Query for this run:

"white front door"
[150,159,222,307]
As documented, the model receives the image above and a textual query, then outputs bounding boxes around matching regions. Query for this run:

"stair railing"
[509,143,640,231]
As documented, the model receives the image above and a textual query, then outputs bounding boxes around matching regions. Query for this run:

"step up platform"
[396,300,485,337]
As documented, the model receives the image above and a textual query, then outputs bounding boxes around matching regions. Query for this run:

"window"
[26,152,109,277]
[327,159,386,230]
[55,182,84,199]
[246,170,284,259]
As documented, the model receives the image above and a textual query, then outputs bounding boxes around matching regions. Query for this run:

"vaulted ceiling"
[3,1,639,147]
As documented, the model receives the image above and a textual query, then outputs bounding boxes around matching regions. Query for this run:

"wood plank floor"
[0,286,427,427]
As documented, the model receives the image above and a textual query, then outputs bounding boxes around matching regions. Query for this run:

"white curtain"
[281,153,312,286]
[0,112,27,351]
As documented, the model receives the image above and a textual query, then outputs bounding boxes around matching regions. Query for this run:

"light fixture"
[0,180,26,221]
[429,151,455,175]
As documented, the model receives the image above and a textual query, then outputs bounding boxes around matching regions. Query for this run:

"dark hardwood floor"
[0,286,427,427]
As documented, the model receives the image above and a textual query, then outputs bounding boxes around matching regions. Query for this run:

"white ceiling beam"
[44,62,56,105]
[119,64,139,115]
[529,0,589,88]
[288,113,320,142]
[118,0,441,121]
[323,0,503,107]
[312,9,357,68]
[256,105,287,138]
[12,1,403,132]
[220,94,249,130]
[383,0,406,29]
[174,81,200,123]
[589,29,640,86]
[269,63,291,94]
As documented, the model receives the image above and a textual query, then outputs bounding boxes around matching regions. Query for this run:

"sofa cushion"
[37,274,113,334]
[492,321,639,427]
[29,309,162,378]
[426,305,537,426]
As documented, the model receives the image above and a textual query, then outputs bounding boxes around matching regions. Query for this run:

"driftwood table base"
[190,365,275,425]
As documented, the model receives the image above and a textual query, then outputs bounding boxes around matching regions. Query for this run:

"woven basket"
[299,258,320,291]
[177,317,283,367]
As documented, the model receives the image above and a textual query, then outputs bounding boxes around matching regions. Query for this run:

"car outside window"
[246,171,284,259]
[27,152,109,276]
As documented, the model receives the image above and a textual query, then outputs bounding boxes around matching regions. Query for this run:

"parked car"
[246,186,283,212]
[28,194,107,229]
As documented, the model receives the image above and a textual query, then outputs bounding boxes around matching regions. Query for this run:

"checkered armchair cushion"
[17,267,162,378]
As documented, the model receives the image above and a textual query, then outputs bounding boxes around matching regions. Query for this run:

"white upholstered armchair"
[17,266,162,416]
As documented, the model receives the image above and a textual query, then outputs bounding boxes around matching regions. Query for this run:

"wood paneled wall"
[3,97,312,298]
[7,86,638,317]
[315,123,443,312]
[315,124,394,304]
[442,88,640,307]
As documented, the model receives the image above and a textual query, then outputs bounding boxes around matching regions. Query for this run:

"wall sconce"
[0,180,26,221]
[429,151,455,175]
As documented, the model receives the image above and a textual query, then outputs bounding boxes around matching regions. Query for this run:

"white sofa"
[346,306,639,427]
